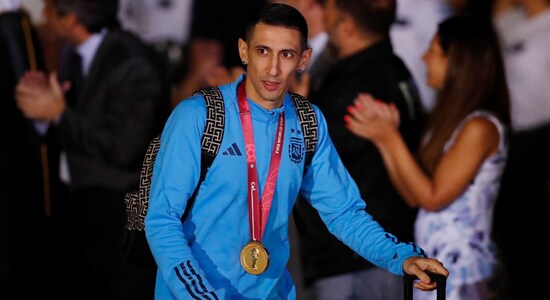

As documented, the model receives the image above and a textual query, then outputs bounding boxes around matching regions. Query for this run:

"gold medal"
[240,241,269,275]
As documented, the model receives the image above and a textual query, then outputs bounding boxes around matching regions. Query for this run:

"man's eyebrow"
[254,44,272,50]
[254,44,298,54]
[281,48,298,54]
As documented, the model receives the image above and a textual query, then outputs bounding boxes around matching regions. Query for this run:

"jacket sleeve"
[59,54,163,168]
[144,98,226,299]
[299,108,426,276]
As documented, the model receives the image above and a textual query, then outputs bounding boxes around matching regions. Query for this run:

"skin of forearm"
[375,130,435,209]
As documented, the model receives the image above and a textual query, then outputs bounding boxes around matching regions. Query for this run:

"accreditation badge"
[240,241,269,275]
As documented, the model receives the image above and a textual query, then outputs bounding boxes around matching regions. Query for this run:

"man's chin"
[259,90,285,105]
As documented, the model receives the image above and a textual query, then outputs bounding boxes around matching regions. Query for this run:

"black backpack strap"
[180,86,225,221]
[289,92,319,236]
[125,135,161,231]
[198,86,225,155]
[290,92,318,168]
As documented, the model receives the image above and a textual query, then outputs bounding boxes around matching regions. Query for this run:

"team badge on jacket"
[289,133,304,164]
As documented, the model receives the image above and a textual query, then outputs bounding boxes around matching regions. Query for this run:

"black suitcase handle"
[404,271,447,300]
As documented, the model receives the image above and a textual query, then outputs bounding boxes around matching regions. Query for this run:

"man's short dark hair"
[245,3,309,51]
[334,0,396,36]
[53,0,119,33]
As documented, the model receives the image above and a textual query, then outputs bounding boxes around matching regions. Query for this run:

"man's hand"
[15,71,69,122]
[402,256,449,291]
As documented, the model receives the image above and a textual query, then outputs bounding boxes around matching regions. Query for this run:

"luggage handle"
[404,271,447,300]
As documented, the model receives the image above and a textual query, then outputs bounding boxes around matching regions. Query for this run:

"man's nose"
[267,56,280,76]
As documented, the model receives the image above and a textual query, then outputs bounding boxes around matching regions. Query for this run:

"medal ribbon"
[237,81,285,241]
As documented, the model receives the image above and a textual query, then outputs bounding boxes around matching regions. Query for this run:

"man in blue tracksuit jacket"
[145,3,448,300]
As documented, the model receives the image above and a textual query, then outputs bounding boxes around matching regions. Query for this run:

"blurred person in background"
[346,14,511,300]
[0,0,58,298]
[15,0,166,298]
[492,0,550,298]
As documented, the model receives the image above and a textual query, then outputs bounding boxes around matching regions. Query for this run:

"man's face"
[42,0,69,38]
[239,23,311,109]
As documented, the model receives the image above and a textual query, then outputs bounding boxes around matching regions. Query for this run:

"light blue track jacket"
[145,75,426,300]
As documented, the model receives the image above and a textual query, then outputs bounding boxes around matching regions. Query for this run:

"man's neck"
[72,26,94,46]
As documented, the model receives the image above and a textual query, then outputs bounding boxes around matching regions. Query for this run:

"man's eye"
[282,52,294,58]
[258,49,268,55]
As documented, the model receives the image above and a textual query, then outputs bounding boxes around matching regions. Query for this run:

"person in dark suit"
[15,0,167,299]
[0,3,63,299]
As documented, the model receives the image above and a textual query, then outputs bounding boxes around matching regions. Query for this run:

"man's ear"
[238,38,248,64]
[298,48,312,72]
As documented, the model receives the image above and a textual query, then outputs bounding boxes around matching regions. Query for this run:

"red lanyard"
[237,81,285,241]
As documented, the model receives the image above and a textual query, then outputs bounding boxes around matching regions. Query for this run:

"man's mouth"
[262,80,281,92]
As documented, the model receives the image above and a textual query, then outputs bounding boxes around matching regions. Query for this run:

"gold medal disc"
[240,241,269,275]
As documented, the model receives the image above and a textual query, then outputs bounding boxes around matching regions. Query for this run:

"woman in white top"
[344,15,511,300]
